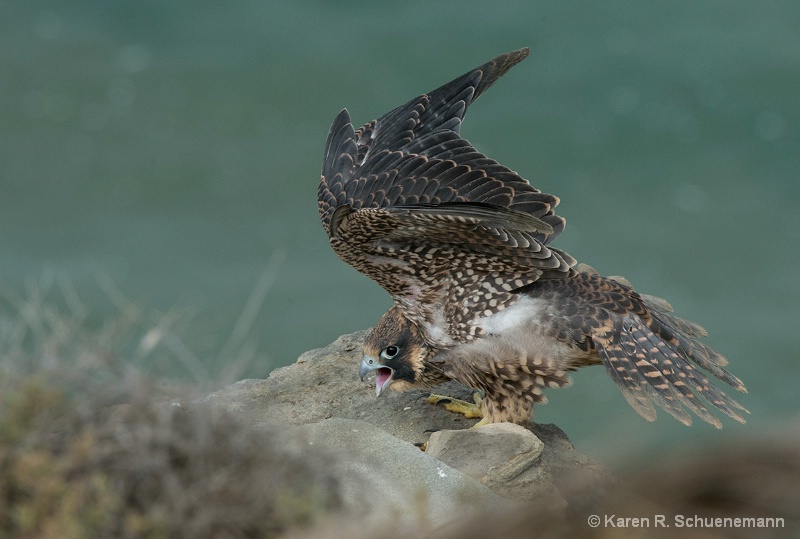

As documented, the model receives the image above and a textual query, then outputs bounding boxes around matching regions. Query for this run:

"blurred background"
[1,0,798,465]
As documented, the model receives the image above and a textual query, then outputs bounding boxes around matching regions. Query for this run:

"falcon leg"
[426,392,484,420]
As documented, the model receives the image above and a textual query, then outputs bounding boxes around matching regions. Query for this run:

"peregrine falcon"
[318,48,747,428]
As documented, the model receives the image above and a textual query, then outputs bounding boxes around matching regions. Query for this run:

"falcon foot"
[426,392,485,424]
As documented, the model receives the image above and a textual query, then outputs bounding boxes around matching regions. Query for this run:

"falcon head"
[359,306,446,396]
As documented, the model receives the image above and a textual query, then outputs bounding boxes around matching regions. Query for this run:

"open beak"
[359,356,394,397]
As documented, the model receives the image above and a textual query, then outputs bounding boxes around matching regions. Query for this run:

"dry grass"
[0,273,340,539]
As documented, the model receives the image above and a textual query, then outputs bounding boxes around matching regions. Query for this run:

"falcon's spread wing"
[517,269,748,427]
[318,49,574,336]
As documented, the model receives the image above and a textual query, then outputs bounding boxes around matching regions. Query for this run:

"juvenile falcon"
[318,48,747,427]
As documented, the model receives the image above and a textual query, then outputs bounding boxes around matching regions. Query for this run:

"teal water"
[2,1,798,462]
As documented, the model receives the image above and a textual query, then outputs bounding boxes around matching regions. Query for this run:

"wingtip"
[458,47,533,105]
[511,46,531,60]
[334,108,350,124]
[496,47,530,62]
[326,109,352,143]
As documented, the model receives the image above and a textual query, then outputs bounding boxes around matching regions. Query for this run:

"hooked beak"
[359,355,394,397]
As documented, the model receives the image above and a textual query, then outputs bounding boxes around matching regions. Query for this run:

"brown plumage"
[319,48,747,427]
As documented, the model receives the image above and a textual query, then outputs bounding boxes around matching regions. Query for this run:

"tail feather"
[596,310,748,428]
[598,344,658,422]
[689,339,730,368]
[621,315,715,427]
[641,294,709,337]
[625,315,728,427]
[647,309,745,389]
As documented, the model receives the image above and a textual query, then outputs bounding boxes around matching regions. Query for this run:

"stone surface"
[204,331,613,529]
[427,423,545,490]
[283,417,506,528]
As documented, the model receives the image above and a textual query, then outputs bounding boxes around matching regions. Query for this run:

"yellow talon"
[426,392,484,420]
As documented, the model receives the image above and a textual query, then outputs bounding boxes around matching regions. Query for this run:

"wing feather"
[319,48,567,253]
[526,271,747,428]
[586,281,748,428]
[328,202,575,313]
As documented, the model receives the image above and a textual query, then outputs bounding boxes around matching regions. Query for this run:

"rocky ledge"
[205,331,612,532]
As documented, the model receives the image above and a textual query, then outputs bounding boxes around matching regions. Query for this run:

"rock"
[283,417,506,529]
[427,423,545,491]
[204,331,613,530]
[425,421,611,513]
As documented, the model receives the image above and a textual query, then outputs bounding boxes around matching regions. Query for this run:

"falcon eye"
[381,345,400,359]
